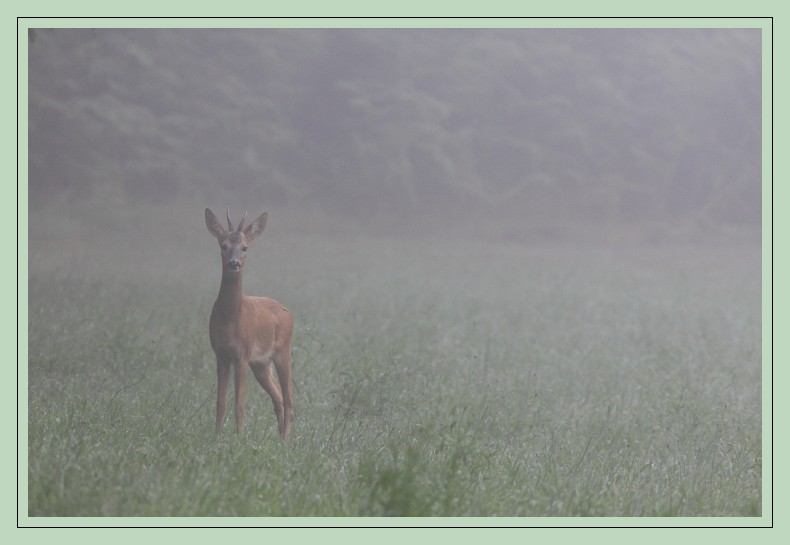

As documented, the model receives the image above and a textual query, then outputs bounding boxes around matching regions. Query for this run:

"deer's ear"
[243,212,268,243]
[205,208,228,240]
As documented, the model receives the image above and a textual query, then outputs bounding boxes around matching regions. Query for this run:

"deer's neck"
[215,270,244,315]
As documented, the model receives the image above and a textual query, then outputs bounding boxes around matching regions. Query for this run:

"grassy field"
[25,203,762,518]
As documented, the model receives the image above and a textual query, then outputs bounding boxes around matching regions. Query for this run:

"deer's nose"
[228,260,241,271]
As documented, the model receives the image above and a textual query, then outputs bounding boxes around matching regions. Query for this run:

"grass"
[25,204,762,518]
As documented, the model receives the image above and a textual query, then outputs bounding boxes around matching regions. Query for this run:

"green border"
[16,8,30,537]
[12,7,779,538]
[11,16,775,28]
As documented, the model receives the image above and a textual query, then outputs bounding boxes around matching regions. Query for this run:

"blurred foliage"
[28,28,761,238]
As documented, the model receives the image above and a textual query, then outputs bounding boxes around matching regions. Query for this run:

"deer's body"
[206,208,294,438]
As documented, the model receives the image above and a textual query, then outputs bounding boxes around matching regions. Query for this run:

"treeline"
[28,28,761,233]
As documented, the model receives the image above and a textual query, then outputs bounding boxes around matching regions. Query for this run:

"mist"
[28,28,761,244]
[26,27,764,517]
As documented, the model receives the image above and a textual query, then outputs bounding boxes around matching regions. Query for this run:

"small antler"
[237,210,248,232]
[226,208,233,231]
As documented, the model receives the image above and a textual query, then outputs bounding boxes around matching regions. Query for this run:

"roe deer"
[205,208,294,438]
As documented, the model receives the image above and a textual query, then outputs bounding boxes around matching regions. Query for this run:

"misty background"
[26,27,764,517]
[28,28,761,243]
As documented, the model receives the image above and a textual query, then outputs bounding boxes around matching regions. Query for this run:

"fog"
[28,28,761,244]
[26,28,764,518]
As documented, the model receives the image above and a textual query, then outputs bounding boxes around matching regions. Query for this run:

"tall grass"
[25,204,761,518]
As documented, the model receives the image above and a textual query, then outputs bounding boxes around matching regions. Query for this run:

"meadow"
[25,203,762,518]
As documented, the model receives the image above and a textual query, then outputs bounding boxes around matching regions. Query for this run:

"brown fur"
[205,208,294,438]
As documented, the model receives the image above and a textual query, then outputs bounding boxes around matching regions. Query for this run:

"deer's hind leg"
[273,347,294,439]
[250,360,284,435]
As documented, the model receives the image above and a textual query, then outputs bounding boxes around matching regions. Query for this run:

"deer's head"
[205,208,268,273]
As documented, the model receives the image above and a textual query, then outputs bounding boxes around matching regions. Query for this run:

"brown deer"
[205,208,294,438]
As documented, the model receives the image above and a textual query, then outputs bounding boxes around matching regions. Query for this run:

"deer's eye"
[241,246,248,252]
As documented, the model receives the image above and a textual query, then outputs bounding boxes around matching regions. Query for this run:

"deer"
[205,208,294,438]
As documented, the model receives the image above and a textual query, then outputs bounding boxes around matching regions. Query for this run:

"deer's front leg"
[216,358,231,433]
[234,361,249,435]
